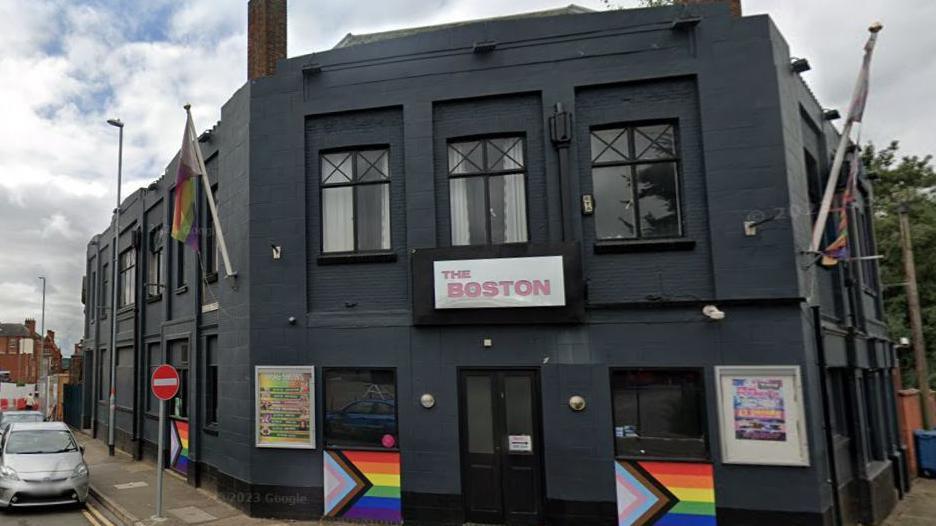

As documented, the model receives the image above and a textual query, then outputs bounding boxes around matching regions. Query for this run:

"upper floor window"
[100,263,108,319]
[118,249,136,307]
[204,185,219,277]
[321,148,391,254]
[590,123,682,240]
[448,136,528,246]
[176,240,186,288]
[147,226,164,299]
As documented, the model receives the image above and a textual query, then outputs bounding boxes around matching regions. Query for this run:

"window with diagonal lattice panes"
[320,148,391,253]
[448,136,528,246]
[590,123,683,241]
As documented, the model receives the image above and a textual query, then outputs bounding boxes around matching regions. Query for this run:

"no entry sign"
[151,365,180,401]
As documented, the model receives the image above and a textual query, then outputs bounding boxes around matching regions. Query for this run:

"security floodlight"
[790,57,811,73]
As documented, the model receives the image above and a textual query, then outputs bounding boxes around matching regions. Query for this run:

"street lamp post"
[38,276,46,417]
[107,117,123,457]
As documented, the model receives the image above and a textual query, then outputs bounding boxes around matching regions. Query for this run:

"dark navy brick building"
[81,2,907,524]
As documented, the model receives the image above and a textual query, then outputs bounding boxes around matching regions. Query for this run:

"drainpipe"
[548,103,574,240]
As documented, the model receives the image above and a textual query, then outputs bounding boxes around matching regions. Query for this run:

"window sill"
[146,294,162,304]
[324,444,400,452]
[614,454,710,463]
[203,425,219,436]
[175,285,189,295]
[205,272,219,284]
[317,252,397,265]
[595,238,695,254]
[117,305,134,315]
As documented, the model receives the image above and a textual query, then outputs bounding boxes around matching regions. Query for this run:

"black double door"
[459,370,544,525]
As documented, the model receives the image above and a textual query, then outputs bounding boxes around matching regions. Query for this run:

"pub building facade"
[80,2,907,525]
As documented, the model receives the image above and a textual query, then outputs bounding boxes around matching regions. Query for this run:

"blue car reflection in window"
[325,399,397,448]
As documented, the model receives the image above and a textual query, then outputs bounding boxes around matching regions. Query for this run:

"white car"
[0,422,89,508]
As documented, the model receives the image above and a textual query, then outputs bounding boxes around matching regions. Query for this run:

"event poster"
[255,366,315,449]
[732,378,786,442]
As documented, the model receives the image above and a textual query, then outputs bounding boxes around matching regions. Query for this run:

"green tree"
[864,141,936,388]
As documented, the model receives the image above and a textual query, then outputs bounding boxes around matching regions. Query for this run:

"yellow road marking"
[82,509,103,526]
[85,501,115,526]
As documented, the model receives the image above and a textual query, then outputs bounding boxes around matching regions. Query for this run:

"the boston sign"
[434,256,566,309]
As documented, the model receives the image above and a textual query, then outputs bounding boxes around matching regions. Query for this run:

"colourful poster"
[255,367,315,448]
[732,378,786,441]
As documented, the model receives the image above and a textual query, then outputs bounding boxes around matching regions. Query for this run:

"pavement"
[71,428,936,526]
[883,476,936,526]
[73,431,350,526]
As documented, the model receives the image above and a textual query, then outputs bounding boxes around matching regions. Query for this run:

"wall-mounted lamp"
[473,40,497,53]
[568,395,586,412]
[420,393,436,409]
[702,305,726,321]
[271,244,282,260]
[790,57,811,74]
[288,316,297,325]
[481,337,493,349]
[303,63,323,75]
[823,109,841,121]
[671,16,701,31]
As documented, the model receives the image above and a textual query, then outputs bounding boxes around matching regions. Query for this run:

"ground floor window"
[169,340,189,420]
[146,343,161,414]
[324,368,397,449]
[205,336,218,426]
[611,368,707,459]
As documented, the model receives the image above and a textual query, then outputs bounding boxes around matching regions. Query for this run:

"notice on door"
[255,366,316,449]
[508,435,533,453]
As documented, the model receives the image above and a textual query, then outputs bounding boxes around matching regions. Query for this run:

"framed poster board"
[715,366,809,466]
[255,366,315,449]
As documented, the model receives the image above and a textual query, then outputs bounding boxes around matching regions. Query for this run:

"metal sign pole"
[156,398,165,518]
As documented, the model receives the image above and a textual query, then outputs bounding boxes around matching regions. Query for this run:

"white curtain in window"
[449,147,470,245]
[502,173,528,243]
[501,139,527,243]
[323,187,354,252]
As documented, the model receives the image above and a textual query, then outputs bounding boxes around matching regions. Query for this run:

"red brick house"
[0,319,63,384]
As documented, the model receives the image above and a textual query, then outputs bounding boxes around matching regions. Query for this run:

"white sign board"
[508,435,533,453]
[19,339,33,355]
[715,366,810,467]
[433,256,565,309]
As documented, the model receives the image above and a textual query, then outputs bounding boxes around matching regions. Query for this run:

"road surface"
[1,505,96,525]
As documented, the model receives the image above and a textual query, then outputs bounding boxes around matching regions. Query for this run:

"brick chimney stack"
[24,319,36,335]
[676,0,741,17]
[248,0,287,80]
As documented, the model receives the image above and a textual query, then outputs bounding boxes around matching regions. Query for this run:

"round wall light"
[420,393,436,409]
[568,395,586,412]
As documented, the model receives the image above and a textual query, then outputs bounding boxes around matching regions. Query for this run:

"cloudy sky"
[0,0,932,354]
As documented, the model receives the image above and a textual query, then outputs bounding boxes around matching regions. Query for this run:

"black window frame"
[205,335,219,428]
[100,262,108,320]
[446,134,530,246]
[147,226,165,300]
[89,267,96,324]
[610,367,709,461]
[175,240,186,290]
[589,121,684,242]
[146,342,162,415]
[97,349,107,402]
[204,184,219,281]
[323,367,399,451]
[118,248,136,308]
[319,146,392,255]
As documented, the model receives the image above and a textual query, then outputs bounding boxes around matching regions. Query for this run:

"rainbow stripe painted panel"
[170,420,190,476]
[324,450,401,523]
[615,460,716,526]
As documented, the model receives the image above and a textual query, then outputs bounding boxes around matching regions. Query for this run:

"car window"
[4,414,42,423]
[6,430,78,454]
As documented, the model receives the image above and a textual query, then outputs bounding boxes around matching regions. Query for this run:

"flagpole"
[184,104,236,280]
[809,22,882,254]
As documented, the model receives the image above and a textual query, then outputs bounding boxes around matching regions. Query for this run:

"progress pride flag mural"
[434,256,566,309]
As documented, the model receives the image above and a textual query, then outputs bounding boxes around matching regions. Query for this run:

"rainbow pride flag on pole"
[171,111,200,250]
